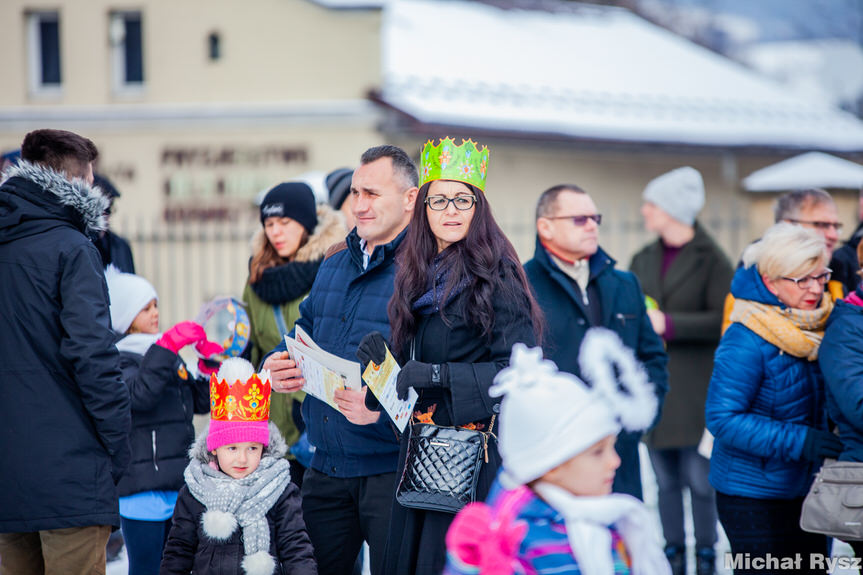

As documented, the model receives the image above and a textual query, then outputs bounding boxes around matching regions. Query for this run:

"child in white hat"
[444,328,671,575]
[105,266,224,574]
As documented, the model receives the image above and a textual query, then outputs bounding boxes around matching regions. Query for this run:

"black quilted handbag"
[396,416,495,514]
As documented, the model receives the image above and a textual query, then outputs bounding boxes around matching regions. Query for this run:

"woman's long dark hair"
[388,182,543,357]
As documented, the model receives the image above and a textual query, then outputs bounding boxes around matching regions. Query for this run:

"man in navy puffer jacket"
[262,145,418,575]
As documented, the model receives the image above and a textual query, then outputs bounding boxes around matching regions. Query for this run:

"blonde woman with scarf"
[706,222,841,575]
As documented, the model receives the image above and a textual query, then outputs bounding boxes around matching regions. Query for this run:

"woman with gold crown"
[356,137,543,574]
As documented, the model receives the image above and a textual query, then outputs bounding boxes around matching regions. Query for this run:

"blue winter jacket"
[819,296,863,462]
[706,264,828,499]
[266,228,402,478]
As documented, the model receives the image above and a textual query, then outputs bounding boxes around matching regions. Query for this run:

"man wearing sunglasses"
[524,184,669,501]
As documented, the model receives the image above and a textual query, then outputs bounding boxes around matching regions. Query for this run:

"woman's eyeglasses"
[545,214,602,226]
[781,269,832,289]
[425,195,477,211]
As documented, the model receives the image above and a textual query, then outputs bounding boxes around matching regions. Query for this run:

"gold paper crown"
[420,137,490,193]
[209,372,271,423]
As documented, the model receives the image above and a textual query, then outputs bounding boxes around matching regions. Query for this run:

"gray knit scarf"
[185,429,291,574]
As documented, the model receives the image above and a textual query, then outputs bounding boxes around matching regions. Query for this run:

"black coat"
[92,229,136,273]
[381,270,537,575]
[160,484,317,575]
[116,343,210,496]
[0,163,131,532]
[524,238,668,500]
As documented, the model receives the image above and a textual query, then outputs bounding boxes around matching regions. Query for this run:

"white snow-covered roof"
[743,152,863,192]
[378,0,863,152]
[307,0,383,9]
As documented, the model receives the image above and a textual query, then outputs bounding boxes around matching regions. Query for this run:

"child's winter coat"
[444,483,632,575]
[160,423,317,575]
[116,334,209,496]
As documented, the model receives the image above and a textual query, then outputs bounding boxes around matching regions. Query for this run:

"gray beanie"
[643,166,705,226]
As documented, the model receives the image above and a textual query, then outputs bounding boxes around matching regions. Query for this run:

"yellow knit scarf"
[729,296,833,361]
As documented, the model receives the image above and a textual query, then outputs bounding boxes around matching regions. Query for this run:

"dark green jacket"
[629,222,733,449]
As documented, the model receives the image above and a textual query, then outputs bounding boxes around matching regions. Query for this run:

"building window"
[110,11,144,93]
[27,11,62,95]
[208,32,221,61]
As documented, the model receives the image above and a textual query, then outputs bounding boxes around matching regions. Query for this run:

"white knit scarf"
[533,482,671,575]
[115,333,160,355]
[184,453,291,575]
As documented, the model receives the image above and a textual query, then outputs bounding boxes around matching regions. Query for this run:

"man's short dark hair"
[535,184,587,221]
[360,145,419,190]
[773,188,834,223]
[20,129,98,178]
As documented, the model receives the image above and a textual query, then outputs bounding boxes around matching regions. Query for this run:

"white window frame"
[27,11,62,97]
[109,10,145,96]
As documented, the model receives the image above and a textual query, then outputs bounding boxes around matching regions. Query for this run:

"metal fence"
[115,197,751,328]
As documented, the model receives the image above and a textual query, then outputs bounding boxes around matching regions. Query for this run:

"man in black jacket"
[0,129,131,574]
[524,184,668,501]
[91,173,136,274]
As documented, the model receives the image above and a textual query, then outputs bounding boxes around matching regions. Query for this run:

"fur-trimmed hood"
[251,203,345,263]
[0,160,108,236]
[189,421,288,464]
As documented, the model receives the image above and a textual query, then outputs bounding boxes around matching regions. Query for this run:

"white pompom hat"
[491,329,658,486]
[105,265,158,334]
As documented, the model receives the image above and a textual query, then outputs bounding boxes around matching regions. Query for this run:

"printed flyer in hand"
[284,326,361,410]
[362,346,418,433]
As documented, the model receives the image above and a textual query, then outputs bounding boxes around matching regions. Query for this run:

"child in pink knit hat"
[161,358,317,575]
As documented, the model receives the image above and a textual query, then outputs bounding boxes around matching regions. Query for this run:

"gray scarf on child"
[185,422,291,575]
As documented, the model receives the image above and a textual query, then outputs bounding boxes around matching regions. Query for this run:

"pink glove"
[447,503,492,567]
[198,358,220,377]
[446,496,529,574]
[195,338,223,359]
[156,321,205,354]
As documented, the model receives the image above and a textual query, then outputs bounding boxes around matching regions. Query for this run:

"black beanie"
[260,182,318,233]
[326,167,354,210]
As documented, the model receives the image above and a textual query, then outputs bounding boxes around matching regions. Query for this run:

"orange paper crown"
[209,372,271,422]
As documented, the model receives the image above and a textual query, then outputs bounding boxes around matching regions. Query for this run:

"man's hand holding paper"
[334,387,381,425]
[263,350,305,393]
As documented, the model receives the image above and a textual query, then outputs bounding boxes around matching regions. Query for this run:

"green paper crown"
[420,137,490,193]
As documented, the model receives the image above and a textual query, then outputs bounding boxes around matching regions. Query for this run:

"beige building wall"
[0,0,381,106]
[0,0,383,223]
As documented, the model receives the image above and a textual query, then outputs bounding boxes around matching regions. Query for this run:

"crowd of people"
[0,127,861,575]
